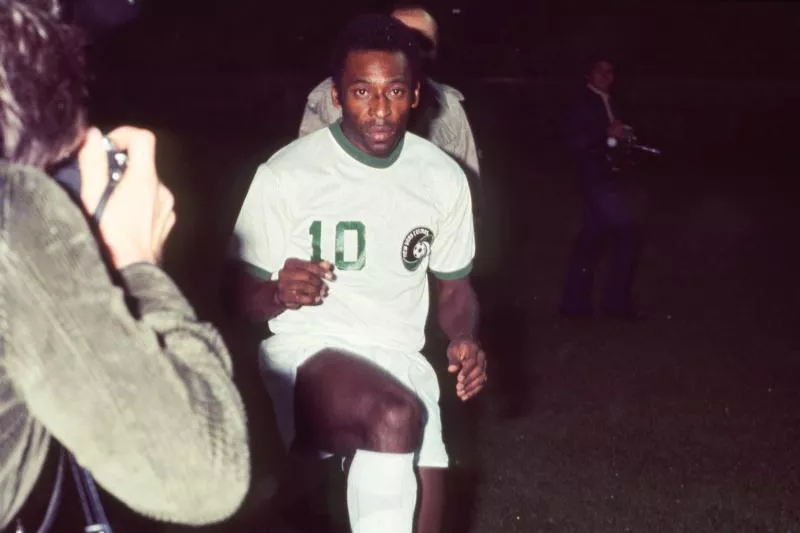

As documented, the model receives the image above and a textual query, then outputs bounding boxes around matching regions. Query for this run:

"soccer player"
[231,14,487,533]
[299,5,481,185]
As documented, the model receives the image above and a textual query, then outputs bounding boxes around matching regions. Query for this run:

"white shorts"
[259,334,449,468]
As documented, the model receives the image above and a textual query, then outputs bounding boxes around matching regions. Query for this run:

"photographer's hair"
[0,0,87,169]
[330,13,422,96]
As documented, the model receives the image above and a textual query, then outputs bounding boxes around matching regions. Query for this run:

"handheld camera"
[52,136,128,220]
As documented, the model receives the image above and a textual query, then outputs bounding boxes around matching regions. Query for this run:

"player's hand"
[78,126,176,268]
[607,120,625,140]
[447,339,487,402]
[275,258,335,310]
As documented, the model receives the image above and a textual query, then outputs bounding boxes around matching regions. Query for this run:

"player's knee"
[366,392,424,453]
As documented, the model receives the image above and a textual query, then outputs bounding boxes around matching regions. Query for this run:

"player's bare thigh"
[294,349,426,457]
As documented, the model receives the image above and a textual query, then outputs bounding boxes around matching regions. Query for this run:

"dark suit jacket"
[564,87,625,186]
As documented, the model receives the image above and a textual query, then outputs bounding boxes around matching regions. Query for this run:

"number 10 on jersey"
[309,220,366,271]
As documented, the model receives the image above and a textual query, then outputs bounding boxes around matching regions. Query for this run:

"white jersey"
[232,123,475,352]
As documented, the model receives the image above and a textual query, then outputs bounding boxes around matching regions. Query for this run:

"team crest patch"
[401,227,434,271]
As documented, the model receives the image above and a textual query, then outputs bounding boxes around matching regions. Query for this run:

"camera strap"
[67,451,114,533]
[11,447,113,533]
[91,138,128,223]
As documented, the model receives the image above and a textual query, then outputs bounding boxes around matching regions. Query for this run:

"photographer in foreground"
[0,1,249,529]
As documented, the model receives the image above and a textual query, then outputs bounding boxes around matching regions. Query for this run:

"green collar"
[329,120,404,169]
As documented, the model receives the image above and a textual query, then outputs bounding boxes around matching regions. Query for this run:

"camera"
[52,136,128,207]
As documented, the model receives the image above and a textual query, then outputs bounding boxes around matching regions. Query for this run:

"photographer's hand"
[78,126,176,268]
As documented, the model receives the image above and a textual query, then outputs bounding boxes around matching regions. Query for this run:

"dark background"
[94,1,800,80]
[72,1,800,531]
[89,0,800,157]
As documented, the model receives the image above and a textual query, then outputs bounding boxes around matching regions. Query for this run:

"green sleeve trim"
[431,261,473,280]
[242,261,271,281]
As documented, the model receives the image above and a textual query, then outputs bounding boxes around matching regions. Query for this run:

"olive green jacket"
[0,162,249,528]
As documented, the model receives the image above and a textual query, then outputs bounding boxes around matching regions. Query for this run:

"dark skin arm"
[437,277,487,401]
[235,259,335,322]
[235,270,284,322]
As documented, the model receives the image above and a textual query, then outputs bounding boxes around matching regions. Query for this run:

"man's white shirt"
[587,83,615,124]
[232,123,475,352]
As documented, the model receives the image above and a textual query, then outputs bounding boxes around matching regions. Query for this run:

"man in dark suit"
[560,57,640,319]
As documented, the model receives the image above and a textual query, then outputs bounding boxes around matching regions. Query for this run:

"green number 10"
[309,220,366,271]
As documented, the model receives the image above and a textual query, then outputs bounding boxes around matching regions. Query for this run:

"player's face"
[588,60,614,93]
[333,50,420,158]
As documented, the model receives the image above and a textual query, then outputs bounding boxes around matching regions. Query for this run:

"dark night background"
[71,1,800,531]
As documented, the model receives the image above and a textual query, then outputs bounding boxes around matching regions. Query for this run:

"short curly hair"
[330,13,422,96]
[0,0,87,169]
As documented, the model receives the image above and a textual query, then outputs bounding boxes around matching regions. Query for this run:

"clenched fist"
[275,258,336,310]
[447,339,487,401]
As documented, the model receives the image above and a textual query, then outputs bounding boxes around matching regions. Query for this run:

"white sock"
[347,449,417,533]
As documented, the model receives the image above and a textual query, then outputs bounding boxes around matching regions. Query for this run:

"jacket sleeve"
[2,166,250,525]
[447,98,481,180]
[565,94,609,156]
[298,77,342,138]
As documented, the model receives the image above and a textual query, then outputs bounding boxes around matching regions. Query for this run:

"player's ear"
[411,82,420,109]
[331,84,342,109]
